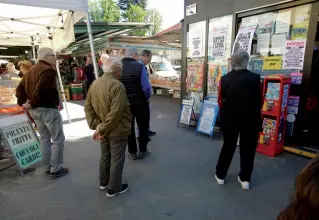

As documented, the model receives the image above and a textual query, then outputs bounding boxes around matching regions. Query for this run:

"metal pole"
[86,13,99,79]
[50,40,72,124]
[32,45,36,59]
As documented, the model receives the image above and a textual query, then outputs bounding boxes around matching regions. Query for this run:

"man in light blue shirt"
[137,49,156,138]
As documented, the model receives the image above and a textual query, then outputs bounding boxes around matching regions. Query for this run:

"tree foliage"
[126,4,147,36]
[89,0,120,22]
[145,9,163,36]
[118,0,147,11]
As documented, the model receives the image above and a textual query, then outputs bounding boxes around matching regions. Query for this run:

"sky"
[147,0,184,30]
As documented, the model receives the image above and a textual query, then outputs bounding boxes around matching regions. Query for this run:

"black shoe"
[128,153,137,160]
[149,130,156,136]
[138,151,149,159]
[137,137,151,142]
[51,168,69,178]
[45,170,53,176]
[106,183,129,198]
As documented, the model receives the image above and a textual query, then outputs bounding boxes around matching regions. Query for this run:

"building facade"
[182,0,319,148]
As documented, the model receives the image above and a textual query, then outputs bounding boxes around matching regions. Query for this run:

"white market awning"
[0,0,88,12]
[0,2,87,51]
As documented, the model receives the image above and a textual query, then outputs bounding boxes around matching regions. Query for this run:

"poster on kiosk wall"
[232,16,258,54]
[211,25,228,59]
[283,40,307,70]
[189,28,204,57]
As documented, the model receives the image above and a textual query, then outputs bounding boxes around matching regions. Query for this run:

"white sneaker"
[215,174,225,185]
[100,185,107,190]
[238,176,250,190]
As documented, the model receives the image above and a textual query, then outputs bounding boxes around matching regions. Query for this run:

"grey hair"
[125,47,138,58]
[141,50,152,57]
[100,54,109,62]
[231,50,249,71]
[37,47,55,61]
[102,57,123,74]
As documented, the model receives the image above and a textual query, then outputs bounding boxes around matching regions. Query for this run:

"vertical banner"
[283,40,307,70]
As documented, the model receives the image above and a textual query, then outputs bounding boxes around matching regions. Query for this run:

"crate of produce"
[70,87,83,93]
[70,83,83,88]
[61,87,70,101]
[71,94,83,100]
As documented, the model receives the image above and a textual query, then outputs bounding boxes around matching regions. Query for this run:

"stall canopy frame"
[0,0,99,123]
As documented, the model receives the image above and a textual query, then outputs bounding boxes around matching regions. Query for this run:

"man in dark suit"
[215,50,262,190]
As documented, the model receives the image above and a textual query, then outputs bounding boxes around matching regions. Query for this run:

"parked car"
[151,62,179,81]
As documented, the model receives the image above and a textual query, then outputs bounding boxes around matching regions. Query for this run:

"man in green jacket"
[84,57,132,198]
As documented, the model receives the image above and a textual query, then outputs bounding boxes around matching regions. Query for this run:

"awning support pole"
[86,13,99,79]
[50,40,72,124]
[32,45,36,59]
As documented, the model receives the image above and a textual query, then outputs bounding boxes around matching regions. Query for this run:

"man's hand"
[93,131,102,141]
[22,100,31,110]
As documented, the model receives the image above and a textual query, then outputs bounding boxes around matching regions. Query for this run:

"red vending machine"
[257,74,291,157]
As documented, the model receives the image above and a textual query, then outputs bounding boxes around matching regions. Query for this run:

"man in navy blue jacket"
[121,47,152,160]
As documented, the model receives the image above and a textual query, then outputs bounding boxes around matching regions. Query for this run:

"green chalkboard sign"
[0,114,42,170]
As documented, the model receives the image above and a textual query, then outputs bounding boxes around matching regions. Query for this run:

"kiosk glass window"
[207,15,233,95]
[234,4,311,75]
[187,20,206,114]
[234,4,311,138]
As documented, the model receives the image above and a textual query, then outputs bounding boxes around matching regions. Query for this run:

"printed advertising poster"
[211,25,228,59]
[275,10,291,34]
[263,56,282,70]
[288,96,300,114]
[290,72,303,84]
[207,63,228,94]
[189,28,204,57]
[233,28,255,54]
[283,40,306,70]
[292,22,308,40]
[1,121,41,170]
[187,61,204,91]
[180,105,193,125]
[271,34,286,55]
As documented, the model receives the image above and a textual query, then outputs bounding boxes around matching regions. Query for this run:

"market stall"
[0,0,94,172]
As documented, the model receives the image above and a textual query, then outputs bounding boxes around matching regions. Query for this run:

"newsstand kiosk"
[257,74,291,157]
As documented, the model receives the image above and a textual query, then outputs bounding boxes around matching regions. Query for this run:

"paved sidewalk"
[0,96,309,220]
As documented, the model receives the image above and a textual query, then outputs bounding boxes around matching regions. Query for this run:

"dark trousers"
[83,80,92,98]
[100,137,127,192]
[128,103,150,154]
[216,129,259,182]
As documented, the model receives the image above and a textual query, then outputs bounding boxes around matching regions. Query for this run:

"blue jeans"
[29,108,65,173]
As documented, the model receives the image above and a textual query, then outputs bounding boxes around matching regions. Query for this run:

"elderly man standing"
[98,54,110,77]
[215,50,262,190]
[138,49,156,138]
[16,47,68,178]
[121,47,151,160]
[85,58,131,198]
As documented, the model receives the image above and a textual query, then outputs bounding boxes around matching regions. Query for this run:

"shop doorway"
[302,18,319,153]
